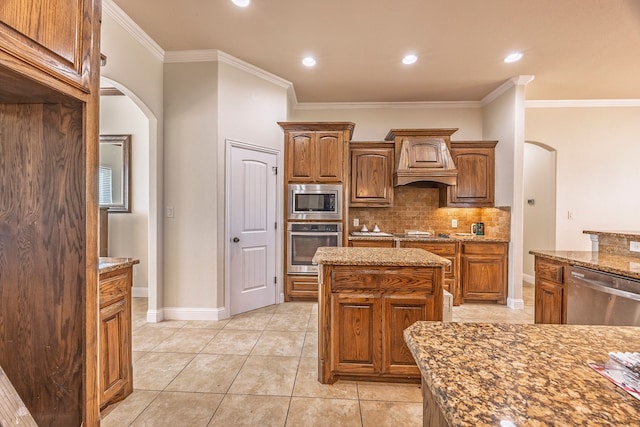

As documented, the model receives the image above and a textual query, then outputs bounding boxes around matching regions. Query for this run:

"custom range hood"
[385,128,458,186]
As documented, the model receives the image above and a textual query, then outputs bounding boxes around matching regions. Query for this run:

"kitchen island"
[404,322,640,426]
[313,247,449,384]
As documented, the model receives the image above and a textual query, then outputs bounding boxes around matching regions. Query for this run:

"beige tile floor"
[101,284,534,426]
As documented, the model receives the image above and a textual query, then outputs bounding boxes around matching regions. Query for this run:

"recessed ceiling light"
[231,0,250,7]
[402,54,418,65]
[302,57,316,67]
[504,52,523,63]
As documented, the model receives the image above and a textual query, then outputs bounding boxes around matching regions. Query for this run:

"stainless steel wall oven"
[287,222,342,275]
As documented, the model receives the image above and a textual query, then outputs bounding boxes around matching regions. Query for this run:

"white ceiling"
[111,0,640,103]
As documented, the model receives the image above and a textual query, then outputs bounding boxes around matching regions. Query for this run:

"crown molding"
[525,99,640,108]
[103,0,165,62]
[164,50,218,63]
[481,75,535,106]
[295,101,482,110]
[216,51,293,90]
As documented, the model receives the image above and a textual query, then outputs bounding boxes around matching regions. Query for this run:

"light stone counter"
[404,322,640,426]
[312,246,450,267]
[529,250,640,281]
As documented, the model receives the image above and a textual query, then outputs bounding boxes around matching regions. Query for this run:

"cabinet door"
[349,239,396,248]
[461,243,507,303]
[350,145,394,207]
[381,294,432,376]
[330,293,381,375]
[100,299,130,406]
[441,142,496,207]
[316,131,344,181]
[286,132,315,181]
[0,0,93,91]
[535,281,564,324]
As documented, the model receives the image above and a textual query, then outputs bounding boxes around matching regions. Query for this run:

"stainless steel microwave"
[288,184,342,220]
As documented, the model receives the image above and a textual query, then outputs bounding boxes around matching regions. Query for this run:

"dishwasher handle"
[570,272,640,302]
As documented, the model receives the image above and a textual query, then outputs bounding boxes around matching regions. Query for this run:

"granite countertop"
[583,230,640,239]
[312,247,450,267]
[348,234,509,243]
[530,250,640,280]
[99,257,140,274]
[404,322,640,426]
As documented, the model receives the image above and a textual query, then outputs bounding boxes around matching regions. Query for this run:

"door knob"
[233,237,240,243]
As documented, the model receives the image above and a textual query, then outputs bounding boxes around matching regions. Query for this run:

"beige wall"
[291,106,484,141]
[99,96,150,292]
[163,61,219,311]
[525,107,640,250]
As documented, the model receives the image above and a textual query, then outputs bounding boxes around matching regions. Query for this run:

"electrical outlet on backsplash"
[348,187,511,239]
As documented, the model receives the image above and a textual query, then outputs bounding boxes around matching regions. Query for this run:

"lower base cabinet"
[319,264,443,383]
[460,242,508,303]
[285,275,318,301]
[99,266,133,408]
[534,257,567,324]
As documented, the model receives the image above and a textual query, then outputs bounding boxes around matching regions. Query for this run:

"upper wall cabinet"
[279,122,355,183]
[350,142,394,207]
[0,0,93,93]
[440,141,497,208]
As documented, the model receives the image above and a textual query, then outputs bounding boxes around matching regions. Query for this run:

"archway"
[523,141,557,283]
[100,76,162,322]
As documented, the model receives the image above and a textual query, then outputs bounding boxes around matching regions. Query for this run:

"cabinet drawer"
[100,271,130,306]
[536,259,565,284]
[332,266,434,292]
[462,242,507,255]
[401,241,456,255]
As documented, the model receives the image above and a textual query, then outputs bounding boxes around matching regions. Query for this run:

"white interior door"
[229,144,278,315]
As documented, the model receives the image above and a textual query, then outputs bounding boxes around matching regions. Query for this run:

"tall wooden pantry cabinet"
[0,0,102,425]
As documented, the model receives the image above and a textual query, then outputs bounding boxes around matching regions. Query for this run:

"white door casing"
[227,142,278,315]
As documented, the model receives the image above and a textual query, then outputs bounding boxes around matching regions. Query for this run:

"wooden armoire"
[0,0,102,425]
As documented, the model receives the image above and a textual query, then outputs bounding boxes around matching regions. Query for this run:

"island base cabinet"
[320,264,443,384]
[99,267,133,409]
[422,377,449,427]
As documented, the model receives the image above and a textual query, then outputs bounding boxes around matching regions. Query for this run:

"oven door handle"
[289,232,342,237]
[570,274,640,302]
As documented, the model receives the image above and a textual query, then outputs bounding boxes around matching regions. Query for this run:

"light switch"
[166,207,174,218]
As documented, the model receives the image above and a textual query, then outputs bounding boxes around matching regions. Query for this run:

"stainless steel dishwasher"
[567,265,640,326]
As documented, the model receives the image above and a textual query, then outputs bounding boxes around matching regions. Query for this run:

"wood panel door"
[330,293,381,375]
[461,242,508,303]
[286,132,315,181]
[0,0,93,91]
[535,281,564,324]
[350,143,394,207]
[316,132,343,181]
[381,294,430,376]
[441,141,497,207]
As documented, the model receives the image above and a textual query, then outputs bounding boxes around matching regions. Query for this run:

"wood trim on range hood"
[385,128,459,187]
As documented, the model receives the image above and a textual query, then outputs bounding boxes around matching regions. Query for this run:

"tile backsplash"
[349,186,511,240]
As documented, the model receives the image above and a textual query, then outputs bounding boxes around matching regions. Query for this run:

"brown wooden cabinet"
[440,141,497,208]
[534,257,567,324]
[0,1,100,425]
[319,264,443,383]
[285,275,319,301]
[279,122,355,183]
[349,239,396,248]
[99,265,134,409]
[400,241,461,305]
[350,142,394,207]
[460,242,508,303]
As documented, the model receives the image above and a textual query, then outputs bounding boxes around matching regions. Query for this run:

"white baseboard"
[132,286,149,298]
[507,297,525,310]
[146,309,164,323]
[522,273,535,285]
[162,306,227,321]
